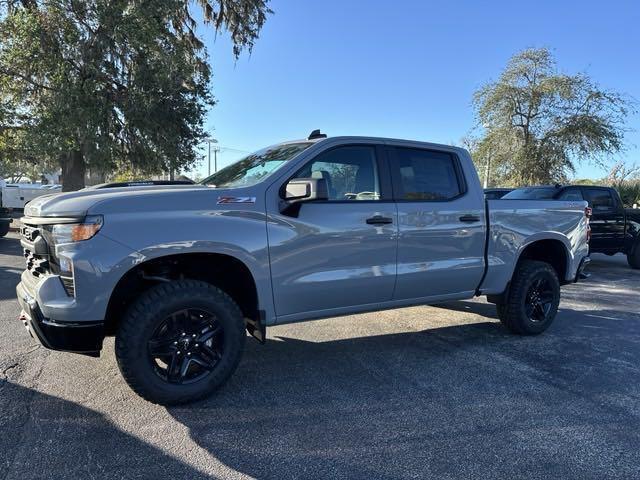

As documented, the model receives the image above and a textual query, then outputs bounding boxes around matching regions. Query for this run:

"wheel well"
[518,240,568,282]
[104,253,258,336]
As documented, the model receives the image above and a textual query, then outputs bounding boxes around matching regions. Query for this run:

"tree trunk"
[60,150,86,192]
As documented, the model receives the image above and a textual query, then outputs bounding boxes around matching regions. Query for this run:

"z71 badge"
[217,196,256,204]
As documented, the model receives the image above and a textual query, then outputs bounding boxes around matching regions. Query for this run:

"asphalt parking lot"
[1,231,639,480]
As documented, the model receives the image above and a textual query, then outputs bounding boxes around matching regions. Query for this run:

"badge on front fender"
[217,196,256,204]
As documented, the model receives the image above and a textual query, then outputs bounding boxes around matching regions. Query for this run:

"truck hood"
[24,184,209,219]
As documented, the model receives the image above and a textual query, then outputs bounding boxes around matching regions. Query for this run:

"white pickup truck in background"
[0,178,61,210]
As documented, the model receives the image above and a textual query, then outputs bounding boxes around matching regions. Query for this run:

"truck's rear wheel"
[496,260,560,335]
[627,242,640,269]
[115,280,246,405]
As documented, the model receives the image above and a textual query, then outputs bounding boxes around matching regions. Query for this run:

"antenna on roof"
[308,129,327,140]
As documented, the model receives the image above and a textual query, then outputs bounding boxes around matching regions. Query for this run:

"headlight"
[50,215,103,244]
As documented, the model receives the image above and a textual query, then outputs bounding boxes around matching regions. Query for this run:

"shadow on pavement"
[168,301,640,480]
[0,380,208,480]
[0,234,22,256]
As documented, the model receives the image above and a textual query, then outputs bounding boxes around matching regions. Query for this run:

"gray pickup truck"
[16,132,590,404]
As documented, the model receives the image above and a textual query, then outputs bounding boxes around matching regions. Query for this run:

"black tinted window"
[557,189,584,201]
[503,187,557,199]
[393,148,462,201]
[294,146,380,201]
[584,189,614,210]
[484,189,512,200]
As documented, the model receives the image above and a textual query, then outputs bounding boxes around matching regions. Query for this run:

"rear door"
[388,145,486,300]
[582,187,625,252]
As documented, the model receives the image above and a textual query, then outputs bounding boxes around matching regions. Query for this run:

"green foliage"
[616,181,640,207]
[603,161,640,207]
[469,48,634,187]
[571,178,598,185]
[0,0,271,189]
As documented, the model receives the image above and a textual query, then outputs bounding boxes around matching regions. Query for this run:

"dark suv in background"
[0,206,11,237]
[503,185,640,268]
[484,188,513,200]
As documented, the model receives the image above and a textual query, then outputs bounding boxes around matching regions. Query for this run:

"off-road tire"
[115,280,246,405]
[496,260,560,335]
[627,242,640,269]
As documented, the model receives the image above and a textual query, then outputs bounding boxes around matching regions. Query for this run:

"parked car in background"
[0,179,60,210]
[484,187,514,199]
[16,133,590,404]
[503,185,640,268]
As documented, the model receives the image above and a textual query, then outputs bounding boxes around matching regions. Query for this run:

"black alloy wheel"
[116,280,246,405]
[148,308,224,385]
[524,277,555,323]
[495,260,561,335]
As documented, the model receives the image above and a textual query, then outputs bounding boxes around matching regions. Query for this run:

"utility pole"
[481,121,491,189]
[204,136,219,176]
[483,152,491,188]
[213,145,220,172]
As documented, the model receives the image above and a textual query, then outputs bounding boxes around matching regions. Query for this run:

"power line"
[219,147,251,154]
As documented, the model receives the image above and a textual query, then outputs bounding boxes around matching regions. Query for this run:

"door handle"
[459,214,480,223]
[366,215,393,225]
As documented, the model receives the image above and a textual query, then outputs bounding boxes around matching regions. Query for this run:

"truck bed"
[479,199,590,295]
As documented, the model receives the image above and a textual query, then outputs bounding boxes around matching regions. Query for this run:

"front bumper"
[16,282,103,356]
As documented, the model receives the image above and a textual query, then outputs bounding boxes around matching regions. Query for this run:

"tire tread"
[496,260,560,335]
[115,279,245,405]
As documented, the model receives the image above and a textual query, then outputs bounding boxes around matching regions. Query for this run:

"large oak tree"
[471,48,633,186]
[0,0,270,190]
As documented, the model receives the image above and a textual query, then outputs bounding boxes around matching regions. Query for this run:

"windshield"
[502,187,558,200]
[201,142,313,188]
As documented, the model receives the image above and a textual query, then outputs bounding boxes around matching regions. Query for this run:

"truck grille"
[24,248,50,278]
[21,223,75,297]
[21,225,50,278]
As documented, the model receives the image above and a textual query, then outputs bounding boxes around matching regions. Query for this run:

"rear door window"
[389,148,464,201]
[584,189,615,211]
[557,188,584,201]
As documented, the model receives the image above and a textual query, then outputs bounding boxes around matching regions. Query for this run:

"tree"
[0,0,271,190]
[470,48,634,187]
[606,161,640,187]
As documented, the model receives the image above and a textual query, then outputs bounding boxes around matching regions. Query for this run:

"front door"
[387,145,486,300]
[266,144,398,320]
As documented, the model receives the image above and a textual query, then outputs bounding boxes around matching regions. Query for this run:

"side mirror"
[280,178,328,216]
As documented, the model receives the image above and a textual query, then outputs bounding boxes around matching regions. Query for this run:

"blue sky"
[192,0,640,180]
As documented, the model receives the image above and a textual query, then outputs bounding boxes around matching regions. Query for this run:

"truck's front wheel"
[496,260,560,335]
[115,280,246,405]
[0,222,9,238]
